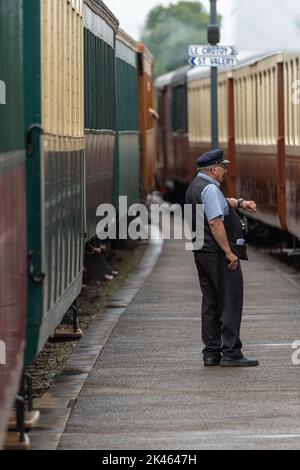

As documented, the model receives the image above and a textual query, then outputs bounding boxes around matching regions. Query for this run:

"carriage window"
[172,85,188,134]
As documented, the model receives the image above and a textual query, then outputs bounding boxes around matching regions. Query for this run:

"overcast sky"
[105,0,300,50]
[105,0,233,41]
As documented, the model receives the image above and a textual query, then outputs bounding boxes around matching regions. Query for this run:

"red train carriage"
[155,66,191,200]
[171,67,191,190]
[138,43,157,199]
[156,71,175,186]
[283,55,300,239]
[156,52,300,240]
[187,65,236,197]
[231,53,286,230]
[156,65,232,200]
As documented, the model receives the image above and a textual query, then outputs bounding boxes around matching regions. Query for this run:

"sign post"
[209,0,219,150]
[188,3,239,150]
[189,55,237,67]
[188,45,238,67]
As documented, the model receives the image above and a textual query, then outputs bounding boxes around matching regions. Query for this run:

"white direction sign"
[189,44,238,57]
[189,56,238,67]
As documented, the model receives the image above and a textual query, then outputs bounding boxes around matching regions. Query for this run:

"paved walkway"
[58,236,300,450]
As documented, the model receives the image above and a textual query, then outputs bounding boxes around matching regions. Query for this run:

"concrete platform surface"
[58,237,300,450]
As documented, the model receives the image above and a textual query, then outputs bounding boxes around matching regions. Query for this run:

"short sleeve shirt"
[198,173,229,221]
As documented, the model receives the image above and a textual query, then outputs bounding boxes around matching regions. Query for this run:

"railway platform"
[30,226,300,450]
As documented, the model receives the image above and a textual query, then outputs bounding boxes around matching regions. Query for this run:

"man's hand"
[226,251,239,271]
[227,198,257,214]
[241,200,257,213]
[208,218,238,269]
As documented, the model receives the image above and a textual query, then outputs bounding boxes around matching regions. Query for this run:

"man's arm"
[227,198,257,213]
[200,185,238,271]
[227,198,239,209]
[208,217,239,271]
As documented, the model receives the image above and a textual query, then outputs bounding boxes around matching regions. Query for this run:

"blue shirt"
[197,173,229,221]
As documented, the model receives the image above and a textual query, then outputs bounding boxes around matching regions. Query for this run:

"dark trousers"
[194,251,243,359]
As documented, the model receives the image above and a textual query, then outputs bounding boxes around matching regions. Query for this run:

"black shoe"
[220,356,259,367]
[204,356,221,367]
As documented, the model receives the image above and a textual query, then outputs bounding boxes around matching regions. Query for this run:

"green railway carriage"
[24,0,85,365]
[0,0,159,447]
[83,0,119,241]
[0,0,27,448]
[114,30,140,209]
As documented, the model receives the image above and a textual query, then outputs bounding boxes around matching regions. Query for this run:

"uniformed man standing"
[185,149,259,367]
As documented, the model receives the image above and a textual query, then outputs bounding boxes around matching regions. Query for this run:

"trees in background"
[141,1,214,77]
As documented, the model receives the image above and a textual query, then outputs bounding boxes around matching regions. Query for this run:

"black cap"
[196,149,230,168]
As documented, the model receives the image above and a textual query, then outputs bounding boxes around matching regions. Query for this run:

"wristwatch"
[237,198,245,209]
